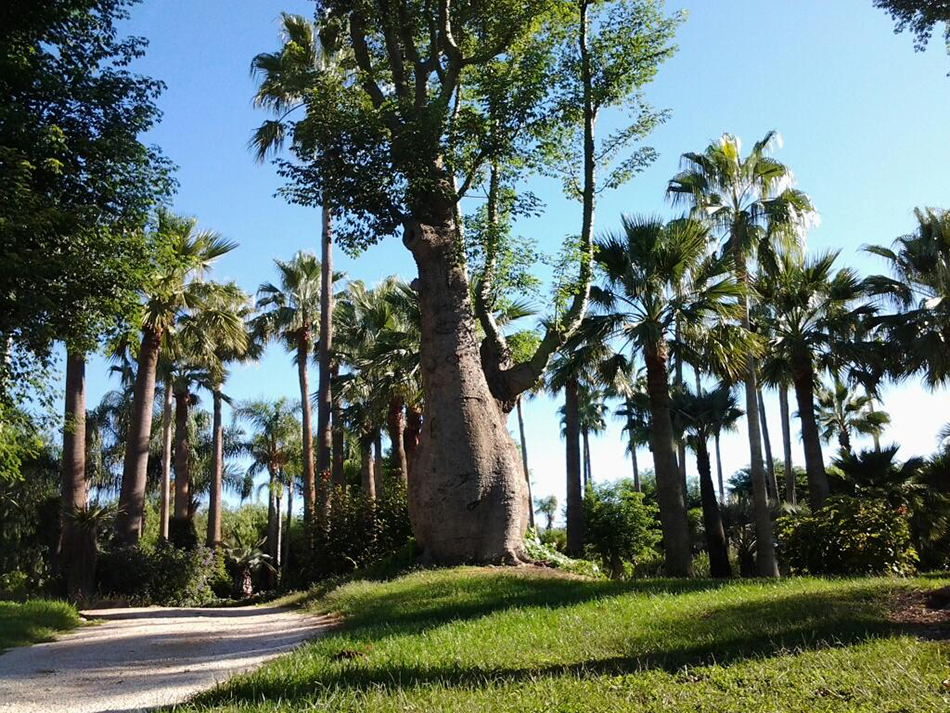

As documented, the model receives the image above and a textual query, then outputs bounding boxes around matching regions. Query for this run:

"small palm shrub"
[224,541,274,598]
[582,480,662,578]
[777,496,918,576]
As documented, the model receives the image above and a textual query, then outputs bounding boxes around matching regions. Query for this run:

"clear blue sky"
[70,0,950,513]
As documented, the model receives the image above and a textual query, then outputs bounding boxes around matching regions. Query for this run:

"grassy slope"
[0,599,81,652]
[180,568,950,712]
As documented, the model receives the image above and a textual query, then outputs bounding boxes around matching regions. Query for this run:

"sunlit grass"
[177,568,950,712]
[0,599,82,652]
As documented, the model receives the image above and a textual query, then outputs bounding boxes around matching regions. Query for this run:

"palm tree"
[613,383,651,493]
[534,495,558,532]
[672,383,741,577]
[235,398,300,581]
[865,208,950,389]
[116,211,236,545]
[253,253,323,528]
[756,250,872,509]
[252,13,341,512]
[816,379,891,454]
[669,131,815,577]
[586,215,745,576]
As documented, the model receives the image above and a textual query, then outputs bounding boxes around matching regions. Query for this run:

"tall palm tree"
[116,211,236,545]
[816,379,890,454]
[575,385,608,489]
[672,383,741,578]
[756,250,872,509]
[253,253,323,528]
[585,215,745,576]
[613,383,651,493]
[669,132,815,577]
[251,13,342,512]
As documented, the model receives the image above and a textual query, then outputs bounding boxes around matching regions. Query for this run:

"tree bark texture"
[207,387,224,547]
[696,439,731,578]
[62,350,91,601]
[516,398,535,529]
[779,383,796,505]
[715,433,725,504]
[316,205,334,491]
[297,331,316,522]
[173,388,191,521]
[360,436,376,500]
[160,376,173,541]
[564,378,584,557]
[331,364,345,488]
[404,404,422,483]
[758,388,778,503]
[388,397,409,486]
[791,359,829,509]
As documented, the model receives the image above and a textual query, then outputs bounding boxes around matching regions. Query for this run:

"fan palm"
[816,379,890,453]
[756,250,873,509]
[668,131,815,576]
[585,215,744,576]
[116,210,236,545]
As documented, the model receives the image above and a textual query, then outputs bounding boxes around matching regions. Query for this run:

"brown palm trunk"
[387,397,408,486]
[266,466,279,588]
[330,363,345,488]
[779,383,796,505]
[373,429,383,495]
[791,359,829,509]
[297,331,316,524]
[62,349,91,601]
[582,429,592,491]
[564,378,584,557]
[403,205,529,564]
[758,388,778,502]
[207,387,224,547]
[644,342,691,577]
[316,205,334,491]
[516,398,535,529]
[159,375,173,540]
[283,475,293,573]
[715,432,725,504]
[360,436,376,500]
[404,405,422,484]
[173,387,191,521]
[116,326,161,545]
[735,254,778,577]
[696,437,731,578]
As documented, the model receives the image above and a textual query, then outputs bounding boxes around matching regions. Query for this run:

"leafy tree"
[534,495,558,531]
[669,131,815,577]
[583,480,661,579]
[584,215,744,575]
[872,1,950,53]
[816,380,890,453]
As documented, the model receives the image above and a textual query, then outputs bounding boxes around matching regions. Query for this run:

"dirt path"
[0,605,332,713]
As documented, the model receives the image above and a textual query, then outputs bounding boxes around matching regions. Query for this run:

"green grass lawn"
[178,568,950,712]
[0,599,81,652]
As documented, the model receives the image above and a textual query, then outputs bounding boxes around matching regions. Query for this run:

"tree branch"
[349,12,387,108]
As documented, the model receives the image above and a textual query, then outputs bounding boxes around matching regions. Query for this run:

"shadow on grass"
[190,574,913,707]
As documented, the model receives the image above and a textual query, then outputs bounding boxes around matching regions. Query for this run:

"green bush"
[582,480,662,578]
[98,542,229,606]
[777,495,918,576]
[523,529,602,578]
[539,527,567,552]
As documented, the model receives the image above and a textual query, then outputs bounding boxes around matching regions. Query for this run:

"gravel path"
[0,605,332,713]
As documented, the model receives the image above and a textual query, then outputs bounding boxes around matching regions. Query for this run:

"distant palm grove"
[3,0,950,612]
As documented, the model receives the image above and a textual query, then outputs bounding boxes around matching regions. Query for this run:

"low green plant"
[523,528,602,578]
[582,480,662,578]
[777,495,918,576]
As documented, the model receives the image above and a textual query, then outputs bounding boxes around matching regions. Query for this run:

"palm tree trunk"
[791,360,829,509]
[373,429,383,496]
[316,205,334,491]
[625,397,641,492]
[696,437,731,578]
[779,382,796,505]
[644,342,691,577]
[516,398,535,529]
[116,326,162,545]
[735,253,779,577]
[283,475,293,574]
[404,405,422,483]
[715,432,725,504]
[62,349,91,601]
[582,429,592,491]
[757,388,778,502]
[173,388,191,522]
[207,387,224,547]
[674,318,687,496]
[266,467,279,589]
[297,332,316,526]
[564,377,584,557]
[360,436,376,499]
[159,375,173,541]
[330,363,345,489]
[869,401,881,450]
[387,397,409,486]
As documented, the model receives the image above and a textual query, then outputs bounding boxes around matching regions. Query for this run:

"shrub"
[583,481,662,578]
[524,529,602,578]
[98,542,229,606]
[539,527,567,552]
[777,495,918,576]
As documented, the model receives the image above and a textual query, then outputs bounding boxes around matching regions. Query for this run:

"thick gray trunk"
[316,206,334,489]
[403,212,529,564]
[644,344,691,577]
[116,327,161,545]
[62,349,91,601]
[516,399,535,529]
[758,388,778,502]
[564,378,584,557]
[173,388,191,521]
[159,376,172,541]
[779,383,796,505]
[207,388,224,547]
[792,362,829,509]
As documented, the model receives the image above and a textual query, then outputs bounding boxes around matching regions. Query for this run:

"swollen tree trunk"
[207,387,224,547]
[779,383,796,505]
[516,398,535,529]
[173,387,191,521]
[62,349,91,601]
[758,388,778,502]
[116,327,162,545]
[715,432,725,504]
[563,378,584,557]
[644,343,691,577]
[625,397,641,492]
[791,359,829,509]
[360,436,376,500]
[387,397,409,486]
[696,437,731,578]
[159,376,173,541]
[297,331,316,524]
[316,205,334,494]
[403,207,529,564]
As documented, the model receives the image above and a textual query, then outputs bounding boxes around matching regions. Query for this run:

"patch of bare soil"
[888,585,950,640]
